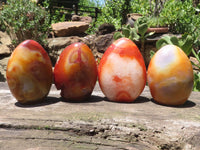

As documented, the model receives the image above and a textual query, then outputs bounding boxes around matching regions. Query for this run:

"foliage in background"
[96,0,121,29]
[42,0,67,24]
[194,71,200,92]
[91,0,131,32]
[93,0,168,30]
[148,16,168,27]
[114,17,154,43]
[160,0,200,50]
[90,0,199,39]
[156,35,193,56]
[50,9,66,24]
[97,0,199,47]
[192,49,200,91]
[160,0,198,32]
[86,0,165,33]
[79,0,101,7]
[149,0,167,17]
[0,0,50,47]
[130,0,150,15]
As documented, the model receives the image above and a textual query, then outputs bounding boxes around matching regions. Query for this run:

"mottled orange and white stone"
[98,38,146,102]
[6,40,53,104]
[54,43,97,101]
[147,45,193,106]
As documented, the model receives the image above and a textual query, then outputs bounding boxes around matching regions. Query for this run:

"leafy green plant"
[150,50,155,59]
[0,0,50,47]
[114,17,154,41]
[191,49,200,91]
[160,0,200,46]
[93,0,131,31]
[130,0,150,15]
[193,71,200,92]
[156,34,193,56]
[50,9,66,24]
[79,0,97,7]
[79,0,101,15]
[148,16,168,27]
[149,0,167,17]
[42,0,67,24]
[191,50,200,69]
[114,25,135,41]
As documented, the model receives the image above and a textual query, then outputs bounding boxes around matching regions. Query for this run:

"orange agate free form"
[147,45,193,106]
[6,40,53,104]
[98,38,146,102]
[54,43,97,101]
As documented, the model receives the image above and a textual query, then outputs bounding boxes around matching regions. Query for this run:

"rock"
[71,15,81,21]
[47,36,85,65]
[126,17,135,28]
[0,31,12,56]
[82,34,96,49]
[82,34,102,59]
[46,33,115,65]
[0,45,11,56]
[0,31,12,81]
[96,23,116,35]
[72,15,93,24]
[185,132,200,150]
[47,36,84,52]
[95,33,114,53]
[0,31,12,45]
[126,13,142,27]
[51,21,89,37]
[79,16,93,24]
[127,13,142,21]
[0,56,9,82]
[82,33,114,56]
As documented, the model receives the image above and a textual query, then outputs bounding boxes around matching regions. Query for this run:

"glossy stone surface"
[147,45,193,106]
[6,40,53,104]
[54,42,97,101]
[98,38,146,102]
